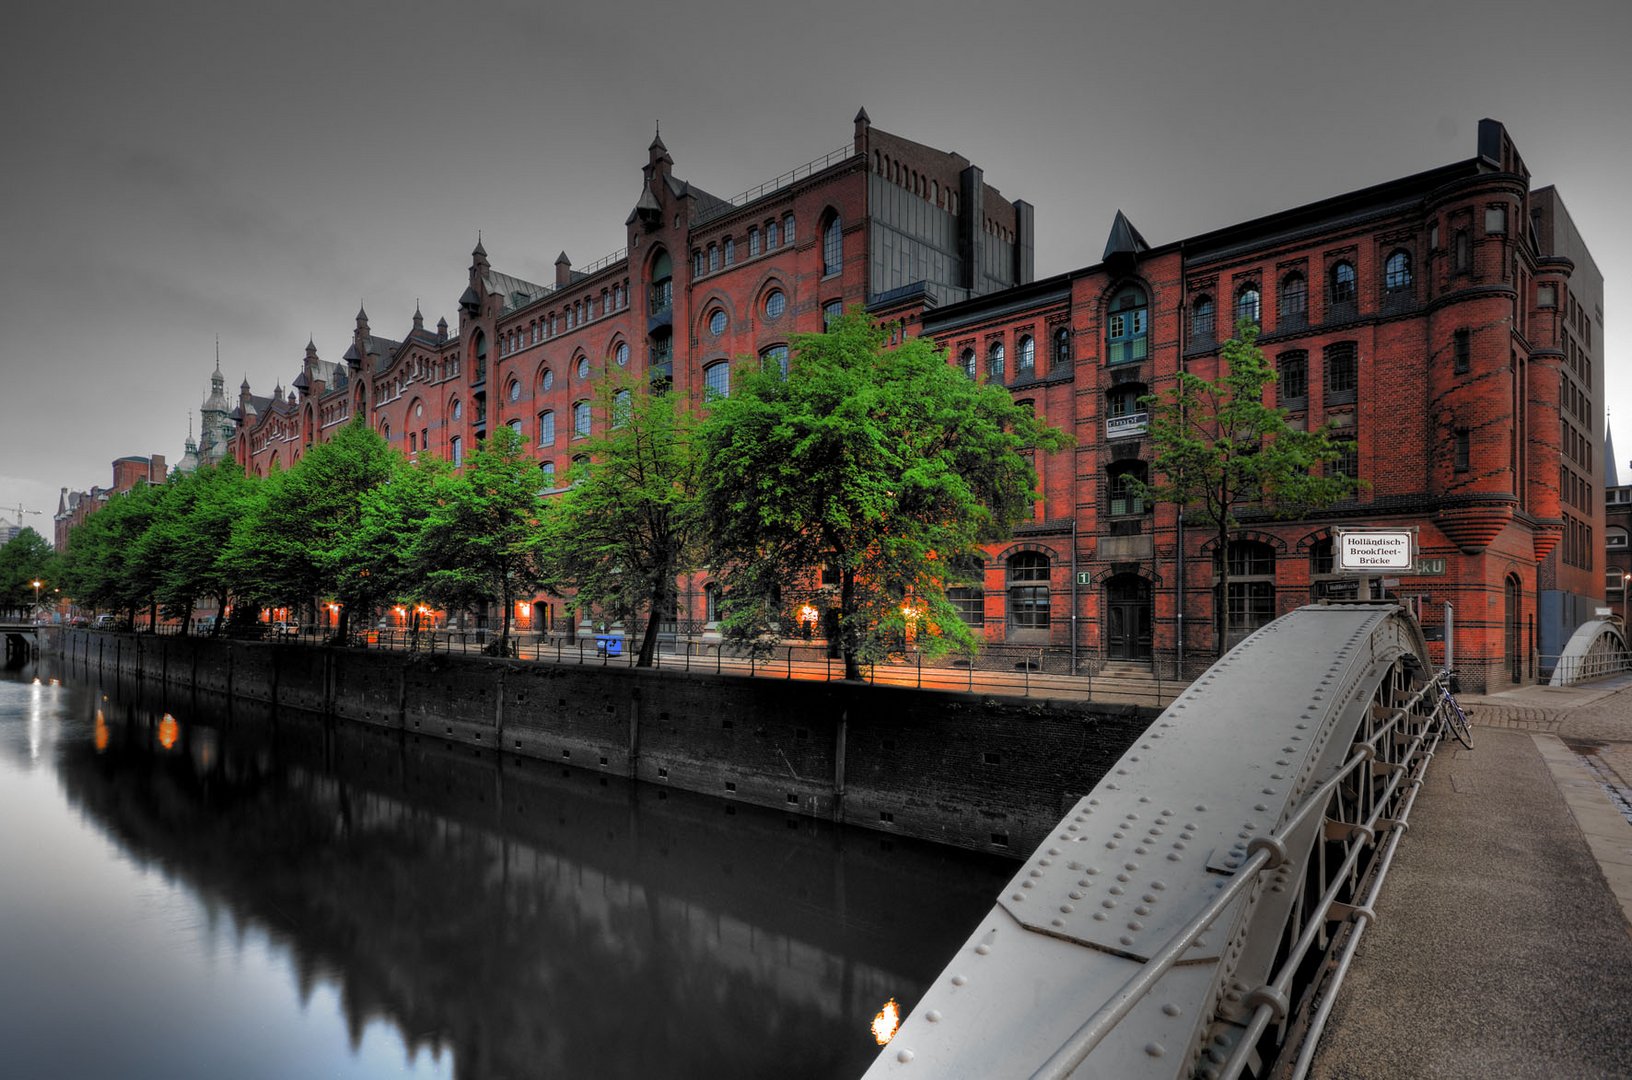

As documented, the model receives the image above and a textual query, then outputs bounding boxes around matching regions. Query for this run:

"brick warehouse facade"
[223,113,1603,692]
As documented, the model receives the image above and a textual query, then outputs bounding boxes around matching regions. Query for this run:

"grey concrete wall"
[58,630,1153,855]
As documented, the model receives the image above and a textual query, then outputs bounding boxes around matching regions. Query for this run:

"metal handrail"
[693,144,855,225]
[1031,669,1444,1079]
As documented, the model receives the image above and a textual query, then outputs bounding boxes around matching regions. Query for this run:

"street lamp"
[32,579,42,613]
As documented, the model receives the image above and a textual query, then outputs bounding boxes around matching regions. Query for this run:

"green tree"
[144,463,261,635]
[228,422,398,639]
[61,482,168,624]
[543,376,706,667]
[346,452,449,642]
[1136,320,1360,650]
[416,424,545,656]
[0,528,57,618]
[699,310,1070,679]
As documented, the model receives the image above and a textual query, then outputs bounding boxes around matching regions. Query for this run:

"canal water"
[0,656,1015,1079]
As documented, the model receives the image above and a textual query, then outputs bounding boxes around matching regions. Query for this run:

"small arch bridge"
[865,603,1451,1080]
[1,622,41,667]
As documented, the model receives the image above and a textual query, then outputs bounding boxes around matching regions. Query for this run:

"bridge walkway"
[1310,674,1632,1079]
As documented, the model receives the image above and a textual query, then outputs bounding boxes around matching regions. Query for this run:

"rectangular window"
[1453,329,1470,374]
[749,228,760,257]
[1008,586,1050,630]
[1455,428,1470,471]
[947,588,984,626]
[1485,206,1507,234]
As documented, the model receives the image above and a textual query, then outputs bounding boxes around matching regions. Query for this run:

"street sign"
[1074,571,1092,585]
[1333,527,1416,574]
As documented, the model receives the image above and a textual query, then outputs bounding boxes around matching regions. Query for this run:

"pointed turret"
[853,107,871,153]
[1102,210,1150,275]
[556,251,573,288]
[412,302,424,333]
[437,316,449,341]
[1606,425,1622,489]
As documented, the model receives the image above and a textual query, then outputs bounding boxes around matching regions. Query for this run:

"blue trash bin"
[594,634,623,657]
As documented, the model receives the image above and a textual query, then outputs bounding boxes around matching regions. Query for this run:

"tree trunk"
[840,569,862,681]
[212,593,227,638]
[499,573,513,657]
[637,576,667,668]
[1216,515,1230,655]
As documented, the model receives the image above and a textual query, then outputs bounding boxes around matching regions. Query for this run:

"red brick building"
[54,453,168,551]
[227,114,1602,690]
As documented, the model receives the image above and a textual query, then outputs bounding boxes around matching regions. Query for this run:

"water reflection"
[2,658,1010,1078]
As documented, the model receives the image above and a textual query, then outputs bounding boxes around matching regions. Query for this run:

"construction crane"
[6,503,42,528]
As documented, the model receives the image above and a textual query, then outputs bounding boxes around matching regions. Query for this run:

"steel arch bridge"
[865,603,1450,1080]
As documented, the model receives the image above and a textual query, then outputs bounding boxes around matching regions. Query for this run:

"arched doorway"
[1104,574,1152,662]
[1505,574,1522,683]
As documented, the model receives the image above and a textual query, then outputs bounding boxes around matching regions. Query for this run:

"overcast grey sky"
[4,0,1630,527]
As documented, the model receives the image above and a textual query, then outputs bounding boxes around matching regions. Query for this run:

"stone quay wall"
[57,629,1156,855]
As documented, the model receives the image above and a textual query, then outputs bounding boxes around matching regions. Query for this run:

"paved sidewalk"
[1311,676,1632,1078]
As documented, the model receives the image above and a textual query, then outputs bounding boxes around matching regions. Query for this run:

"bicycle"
[1437,670,1474,749]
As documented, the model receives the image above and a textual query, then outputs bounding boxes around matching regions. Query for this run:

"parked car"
[272,620,300,639]
[69,616,89,628]
[93,614,117,630]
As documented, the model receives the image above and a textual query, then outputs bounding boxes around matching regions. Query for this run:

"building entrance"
[1105,575,1152,662]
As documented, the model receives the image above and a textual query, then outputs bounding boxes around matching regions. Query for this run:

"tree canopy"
[542,376,706,666]
[1136,319,1360,648]
[415,424,546,654]
[0,527,56,618]
[699,310,1070,678]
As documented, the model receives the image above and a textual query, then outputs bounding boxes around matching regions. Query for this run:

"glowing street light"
[32,579,42,609]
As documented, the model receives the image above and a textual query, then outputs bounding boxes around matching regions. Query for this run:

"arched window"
[381,421,391,441]
[1191,295,1215,342]
[761,345,789,378]
[822,212,842,275]
[612,389,632,428]
[708,244,719,272]
[1277,351,1308,406]
[962,348,977,380]
[723,237,735,266]
[650,249,673,314]
[693,249,704,277]
[1384,250,1412,291]
[508,419,522,436]
[576,355,590,380]
[766,218,779,249]
[822,300,842,330]
[450,435,463,468]
[572,400,591,438]
[539,461,556,487]
[1108,461,1149,516]
[1279,274,1307,328]
[784,214,795,244]
[538,410,555,446]
[1235,286,1261,326]
[763,289,786,320]
[1329,262,1357,307]
[1324,341,1359,403]
[1016,335,1035,379]
[472,331,488,383]
[1107,285,1148,365]
[540,368,554,391]
[987,341,1006,382]
[507,379,520,403]
[1220,540,1276,645]
[451,398,463,421]
[614,342,629,367]
[703,361,730,400]
[1007,552,1051,633]
[708,308,727,336]
[748,227,761,257]
[1052,327,1071,370]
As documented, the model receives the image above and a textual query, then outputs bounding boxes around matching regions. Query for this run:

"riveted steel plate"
[994,605,1399,962]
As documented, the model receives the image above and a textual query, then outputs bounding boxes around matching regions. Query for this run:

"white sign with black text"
[1334,528,1416,573]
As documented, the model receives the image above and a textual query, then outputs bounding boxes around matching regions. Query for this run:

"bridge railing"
[1540,649,1632,686]
[1030,668,1446,1079]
